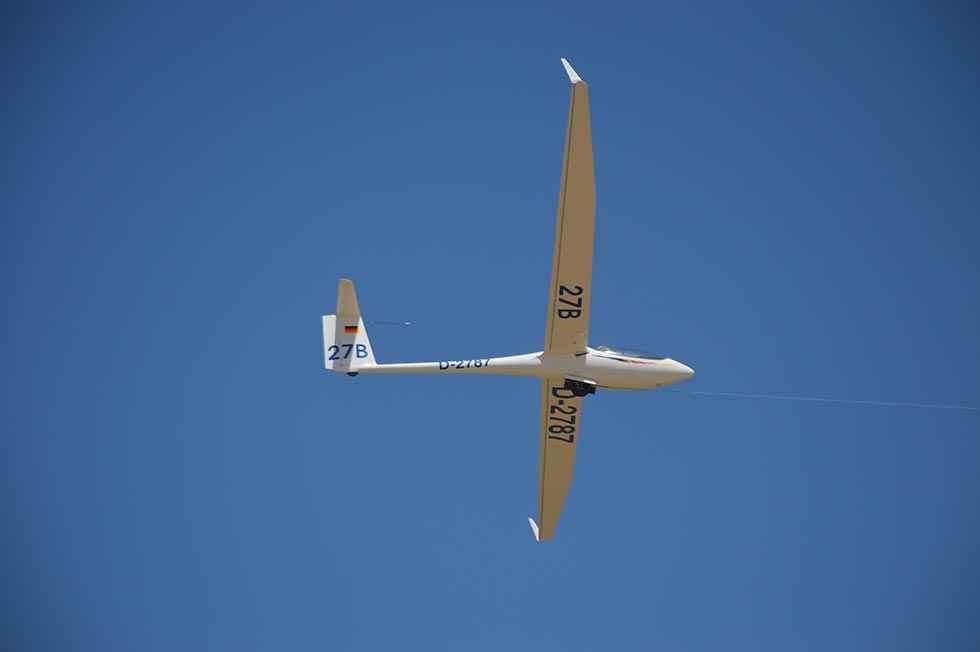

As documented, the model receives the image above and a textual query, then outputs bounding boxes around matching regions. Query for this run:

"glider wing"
[530,377,584,541]
[544,59,596,355]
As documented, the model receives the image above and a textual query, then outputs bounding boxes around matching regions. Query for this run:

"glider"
[322,59,695,541]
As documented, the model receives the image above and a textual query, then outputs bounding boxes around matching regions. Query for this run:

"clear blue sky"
[4,2,979,650]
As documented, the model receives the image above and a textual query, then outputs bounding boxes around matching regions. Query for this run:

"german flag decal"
[344,325,358,334]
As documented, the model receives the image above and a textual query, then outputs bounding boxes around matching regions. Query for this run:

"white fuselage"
[355,346,694,390]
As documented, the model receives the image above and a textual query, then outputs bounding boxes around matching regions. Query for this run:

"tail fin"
[322,278,377,373]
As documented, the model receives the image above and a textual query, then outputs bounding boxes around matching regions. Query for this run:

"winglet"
[528,517,541,541]
[560,58,583,84]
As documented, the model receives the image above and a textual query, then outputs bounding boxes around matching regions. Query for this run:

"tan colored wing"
[544,64,595,355]
[531,378,584,541]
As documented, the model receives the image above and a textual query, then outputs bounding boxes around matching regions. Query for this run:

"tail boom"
[352,353,547,377]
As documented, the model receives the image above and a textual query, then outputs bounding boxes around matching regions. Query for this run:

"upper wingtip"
[560,57,583,84]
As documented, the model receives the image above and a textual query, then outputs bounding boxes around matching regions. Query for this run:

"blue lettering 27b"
[328,344,368,360]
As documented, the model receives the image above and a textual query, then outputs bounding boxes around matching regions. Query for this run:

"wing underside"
[543,61,596,355]
[530,59,595,541]
[531,377,584,541]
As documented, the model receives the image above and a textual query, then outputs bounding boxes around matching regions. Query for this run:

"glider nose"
[670,360,695,383]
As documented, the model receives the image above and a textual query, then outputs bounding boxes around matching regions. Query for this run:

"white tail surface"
[323,279,376,372]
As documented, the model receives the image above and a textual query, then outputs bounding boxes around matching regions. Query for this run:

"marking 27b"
[556,284,584,319]
[547,385,578,443]
[327,343,369,360]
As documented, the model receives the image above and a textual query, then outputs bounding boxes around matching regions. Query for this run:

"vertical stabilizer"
[323,279,377,373]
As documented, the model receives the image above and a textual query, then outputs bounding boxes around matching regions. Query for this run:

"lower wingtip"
[527,517,541,541]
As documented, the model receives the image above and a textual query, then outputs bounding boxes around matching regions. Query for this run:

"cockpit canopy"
[592,345,667,360]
